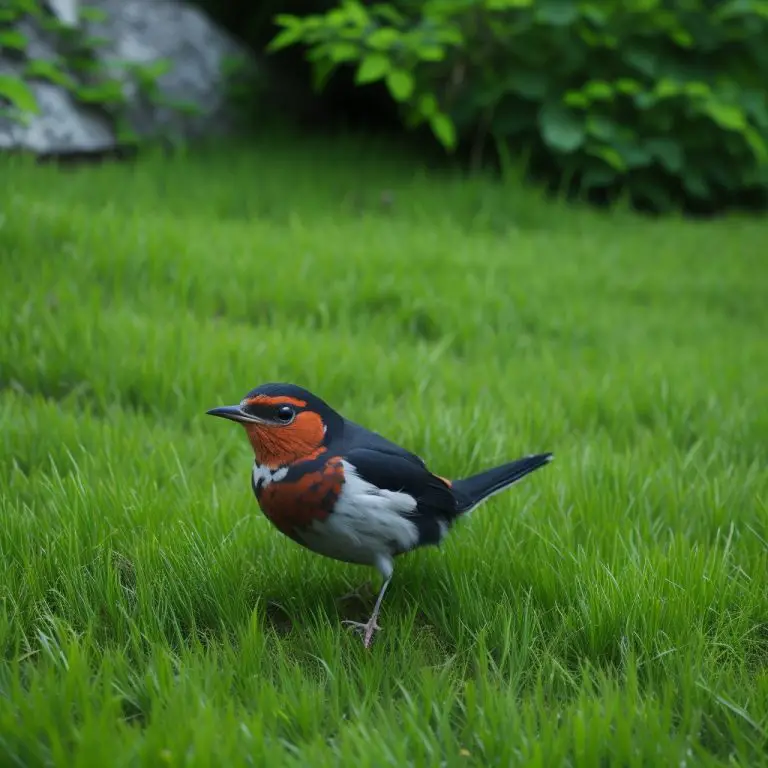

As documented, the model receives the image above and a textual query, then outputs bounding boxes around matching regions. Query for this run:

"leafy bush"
[269,0,768,211]
[190,1,337,54]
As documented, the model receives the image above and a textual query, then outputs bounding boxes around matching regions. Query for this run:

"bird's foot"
[342,618,381,649]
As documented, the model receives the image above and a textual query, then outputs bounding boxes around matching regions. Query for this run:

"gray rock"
[0,15,114,153]
[0,82,115,153]
[0,0,255,154]
[87,0,255,140]
[46,0,80,27]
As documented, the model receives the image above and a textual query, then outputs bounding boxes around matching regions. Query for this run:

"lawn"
[1,133,766,766]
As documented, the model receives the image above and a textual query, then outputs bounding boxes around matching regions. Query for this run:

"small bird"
[207,383,552,647]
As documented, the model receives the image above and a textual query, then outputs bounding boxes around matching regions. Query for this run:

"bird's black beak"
[206,405,249,423]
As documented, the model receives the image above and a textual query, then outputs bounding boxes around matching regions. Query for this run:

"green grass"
[1,133,767,766]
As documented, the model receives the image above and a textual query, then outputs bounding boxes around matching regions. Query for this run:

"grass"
[1,132,767,766]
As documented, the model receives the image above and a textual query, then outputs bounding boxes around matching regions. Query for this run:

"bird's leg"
[342,575,392,649]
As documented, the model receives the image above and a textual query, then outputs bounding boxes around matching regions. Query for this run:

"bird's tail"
[452,453,553,514]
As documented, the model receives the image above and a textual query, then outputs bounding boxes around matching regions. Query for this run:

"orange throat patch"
[242,410,326,468]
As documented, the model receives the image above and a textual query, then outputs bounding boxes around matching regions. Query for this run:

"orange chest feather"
[243,411,326,468]
[255,456,345,536]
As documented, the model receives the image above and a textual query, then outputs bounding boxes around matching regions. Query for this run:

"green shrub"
[269,0,768,211]
[190,1,337,50]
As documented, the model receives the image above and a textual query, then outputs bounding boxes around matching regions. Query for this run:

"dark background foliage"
[192,0,397,128]
[192,0,768,214]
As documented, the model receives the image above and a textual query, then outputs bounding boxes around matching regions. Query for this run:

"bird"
[207,382,553,647]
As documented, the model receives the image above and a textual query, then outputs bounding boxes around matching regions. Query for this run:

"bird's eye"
[276,405,295,423]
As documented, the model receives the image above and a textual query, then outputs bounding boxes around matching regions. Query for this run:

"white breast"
[295,459,420,571]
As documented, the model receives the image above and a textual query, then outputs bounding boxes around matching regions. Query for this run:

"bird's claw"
[342,619,382,648]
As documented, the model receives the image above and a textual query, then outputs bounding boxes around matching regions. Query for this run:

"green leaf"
[13,0,40,15]
[487,0,533,8]
[744,127,768,161]
[355,53,390,84]
[311,58,338,92]
[702,102,747,131]
[374,5,406,24]
[535,0,579,26]
[429,112,457,150]
[75,81,125,105]
[740,89,768,127]
[417,93,438,118]
[367,28,400,50]
[633,92,657,110]
[615,141,652,168]
[267,20,305,52]
[715,0,768,20]
[579,3,609,25]
[683,82,710,98]
[538,102,585,152]
[0,75,38,114]
[564,91,589,108]
[133,59,172,80]
[587,144,626,171]
[68,55,100,75]
[274,13,303,26]
[327,42,360,62]
[341,0,368,26]
[654,79,681,99]
[583,81,614,101]
[671,28,693,47]
[404,107,425,129]
[586,115,618,141]
[0,29,27,51]
[300,16,324,33]
[386,69,415,101]
[326,7,352,27]
[615,79,642,95]
[645,138,683,172]
[624,47,657,77]
[434,26,464,46]
[24,59,76,89]
[416,45,446,62]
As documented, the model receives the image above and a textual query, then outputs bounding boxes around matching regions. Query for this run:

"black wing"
[341,418,429,468]
[344,445,459,550]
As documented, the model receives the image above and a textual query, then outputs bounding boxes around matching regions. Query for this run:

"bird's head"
[206,383,343,468]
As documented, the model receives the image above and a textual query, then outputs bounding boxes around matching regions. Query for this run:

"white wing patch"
[296,459,419,569]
